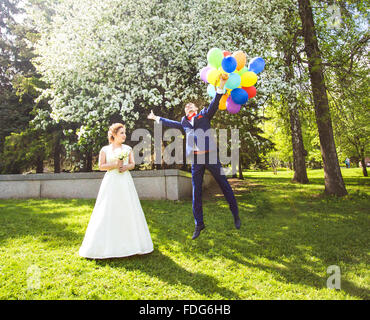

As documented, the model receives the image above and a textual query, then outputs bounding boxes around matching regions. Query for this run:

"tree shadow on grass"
[143,177,370,300]
[0,199,88,247]
[204,186,369,299]
[205,227,369,299]
[94,249,240,299]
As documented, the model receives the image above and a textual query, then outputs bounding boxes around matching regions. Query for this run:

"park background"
[0,0,369,299]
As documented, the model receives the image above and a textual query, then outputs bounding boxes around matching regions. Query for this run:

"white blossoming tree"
[28,0,291,169]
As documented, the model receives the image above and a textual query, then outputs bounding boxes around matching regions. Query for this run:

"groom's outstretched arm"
[204,73,228,120]
[157,117,183,130]
[148,110,183,130]
[204,93,223,120]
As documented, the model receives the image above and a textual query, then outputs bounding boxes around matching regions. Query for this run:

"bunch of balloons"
[199,48,265,114]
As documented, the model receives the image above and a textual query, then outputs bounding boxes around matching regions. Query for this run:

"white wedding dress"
[79,144,153,259]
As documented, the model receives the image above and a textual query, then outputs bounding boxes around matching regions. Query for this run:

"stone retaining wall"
[0,170,215,200]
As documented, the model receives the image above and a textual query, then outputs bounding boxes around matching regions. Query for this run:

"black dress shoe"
[192,224,205,240]
[234,215,241,229]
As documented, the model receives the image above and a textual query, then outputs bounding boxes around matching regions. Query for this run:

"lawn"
[0,168,369,300]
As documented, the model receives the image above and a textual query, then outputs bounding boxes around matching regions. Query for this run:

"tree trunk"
[36,156,43,173]
[86,150,92,172]
[360,148,368,177]
[360,159,368,177]
[53,131,61,173]
[298,0,347,196]
[284,49,309,184]
[289,106,309,183]
[81,150,93,172]
[238,160,244,180]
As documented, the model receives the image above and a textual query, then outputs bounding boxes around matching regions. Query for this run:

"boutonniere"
[197,115,203,119]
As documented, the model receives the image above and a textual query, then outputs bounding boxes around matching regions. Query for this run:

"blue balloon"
[207,84,216,97]
[221,56,237,73]
[248,57,265,74]
[231,88,249,105]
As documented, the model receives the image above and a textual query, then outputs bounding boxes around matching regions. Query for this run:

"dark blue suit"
[159,93,239,226]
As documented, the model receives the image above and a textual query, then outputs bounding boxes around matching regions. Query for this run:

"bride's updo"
[108,123,125,143]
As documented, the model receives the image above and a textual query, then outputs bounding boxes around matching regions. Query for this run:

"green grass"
[0,168,369,300]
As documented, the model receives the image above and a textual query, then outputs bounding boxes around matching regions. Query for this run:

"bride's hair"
[108,123,125,143]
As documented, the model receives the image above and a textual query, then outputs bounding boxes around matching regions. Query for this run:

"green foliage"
[1,0,367,175]
[315,1,370,170]
[0,0,43,157]
[0,128,51,173]
[28,0,291,159]
[213,101,274,170]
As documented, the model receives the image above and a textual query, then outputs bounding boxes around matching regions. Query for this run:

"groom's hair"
[185,102,196,108]
[108,123,125,143]
[184,103,198,111]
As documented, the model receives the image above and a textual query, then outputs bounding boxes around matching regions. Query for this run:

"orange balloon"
[219,94,228,110]
[232,51,247,71]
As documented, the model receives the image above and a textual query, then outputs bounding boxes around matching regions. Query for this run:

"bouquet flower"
[117,150,130,162]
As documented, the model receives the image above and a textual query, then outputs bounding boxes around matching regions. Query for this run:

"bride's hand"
[116,160,123,170]
[119,165,128,173]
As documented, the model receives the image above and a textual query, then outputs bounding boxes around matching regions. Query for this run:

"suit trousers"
[191,151,239,226]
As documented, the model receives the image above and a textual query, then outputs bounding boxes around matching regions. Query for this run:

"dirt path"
[203,177,252,200]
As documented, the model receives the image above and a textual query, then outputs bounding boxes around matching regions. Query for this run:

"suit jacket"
[159,93,222,158]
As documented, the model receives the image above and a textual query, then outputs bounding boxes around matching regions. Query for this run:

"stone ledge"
[0,169,192,181]
[0,170,213,200]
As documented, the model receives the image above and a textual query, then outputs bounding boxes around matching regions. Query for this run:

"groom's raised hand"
[147,110,157,121]
[218,73,229,89]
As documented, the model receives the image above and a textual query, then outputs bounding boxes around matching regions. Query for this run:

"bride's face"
[114,127,126,143]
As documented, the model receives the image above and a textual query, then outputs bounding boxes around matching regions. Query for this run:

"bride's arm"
[98,150,119,171]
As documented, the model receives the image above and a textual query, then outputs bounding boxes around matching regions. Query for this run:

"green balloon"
[237,66,248,76]
[207,48,223,69]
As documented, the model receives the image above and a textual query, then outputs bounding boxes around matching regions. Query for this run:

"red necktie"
[187,112,197,121]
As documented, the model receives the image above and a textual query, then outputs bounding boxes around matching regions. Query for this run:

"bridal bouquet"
[118,150,130,163]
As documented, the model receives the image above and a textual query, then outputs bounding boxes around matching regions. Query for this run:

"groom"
[148,74,241,239]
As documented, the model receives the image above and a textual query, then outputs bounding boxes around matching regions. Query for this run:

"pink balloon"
[200,66,212,83]
[226,96,241,114]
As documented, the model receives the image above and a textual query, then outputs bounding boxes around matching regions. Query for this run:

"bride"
[79,123,154,259]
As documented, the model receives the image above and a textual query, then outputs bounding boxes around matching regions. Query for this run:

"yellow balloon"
[207,68,220,86]
[219,94,228,110]
[241,71,257,87]
[232,51,247,71]
[218,66,228,75]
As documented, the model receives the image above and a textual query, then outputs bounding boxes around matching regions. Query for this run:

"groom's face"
[184,103,198,117]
